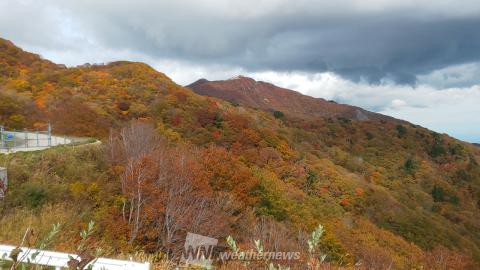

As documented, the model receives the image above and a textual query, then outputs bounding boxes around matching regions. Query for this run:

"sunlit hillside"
[1,38,480,269]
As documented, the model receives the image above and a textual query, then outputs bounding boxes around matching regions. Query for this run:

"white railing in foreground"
[0,245,151,270]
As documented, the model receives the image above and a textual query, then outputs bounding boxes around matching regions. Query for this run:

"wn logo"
[180,232,218,268]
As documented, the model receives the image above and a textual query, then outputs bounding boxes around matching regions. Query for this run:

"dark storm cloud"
[50,0,480,86]
[2,0,480,86]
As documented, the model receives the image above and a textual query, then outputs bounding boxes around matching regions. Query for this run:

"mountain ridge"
[188,76,401,123]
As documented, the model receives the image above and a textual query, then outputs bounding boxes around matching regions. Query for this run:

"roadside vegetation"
[1,37,480,269]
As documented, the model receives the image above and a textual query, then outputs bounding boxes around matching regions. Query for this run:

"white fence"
[0,245,151,270]
[0,130,72,154]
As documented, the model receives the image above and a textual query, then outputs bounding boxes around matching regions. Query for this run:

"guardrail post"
[13,129,16,148]
[48,123,52,147]
[0,126,4,149]
[25,130,28,148]
[36,130,39,147]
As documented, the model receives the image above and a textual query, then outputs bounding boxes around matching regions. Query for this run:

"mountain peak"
[227,75,257,86]
[191,78,209,84]
[228,75,254,81]
[188,76,398,122]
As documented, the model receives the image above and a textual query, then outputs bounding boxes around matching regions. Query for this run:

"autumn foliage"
[1,37,480,269]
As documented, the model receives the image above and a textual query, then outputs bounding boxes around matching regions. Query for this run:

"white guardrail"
[0,245,151,270]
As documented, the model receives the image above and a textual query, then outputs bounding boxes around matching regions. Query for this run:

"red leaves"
[196,108,217,127]
[340,198,349,206]
[174,91,187,103]
[211,130,222,139]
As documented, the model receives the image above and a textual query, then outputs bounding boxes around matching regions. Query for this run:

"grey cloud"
[2,0,480,86]
[418,62,480,88]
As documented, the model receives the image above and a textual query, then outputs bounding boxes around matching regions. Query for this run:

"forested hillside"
[1,37,480,269]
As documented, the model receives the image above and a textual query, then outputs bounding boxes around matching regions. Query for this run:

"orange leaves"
[107,122,237,249]
[34,82,55,109]
[5,78,30,91]
[211,130,222,139]
[369,171,382,182]
[355,187,365,196]
[225,114,250,130]
[240,128,262,146]
[276,140,295,159]
[33,122,48,130]
[49,96,111,137]
[201,145,259,206]
[35,96,47,109]
[111,165,125,175]
[0,45,186,136]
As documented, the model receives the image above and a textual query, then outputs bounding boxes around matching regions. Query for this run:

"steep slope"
[0,37,61,77]
[188,76,397,122]
[1,38,480,269]
[0,38,178,136]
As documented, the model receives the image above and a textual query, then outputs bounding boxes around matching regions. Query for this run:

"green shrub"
[431,185,445,202]
[396,125,407,138]
[455,169,472,182]
[228,100,239,107]
[450,196,460,205]
[430,144,446,158]
[403,158,416,175]
[305,171,318,192]
[273,111,284,119]
[23,183,48,208]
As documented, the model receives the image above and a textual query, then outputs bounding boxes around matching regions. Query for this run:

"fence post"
[48,123,52,147]
[0,126,4,149]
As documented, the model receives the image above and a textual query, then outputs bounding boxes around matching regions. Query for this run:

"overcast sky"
[1,0,480,142]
